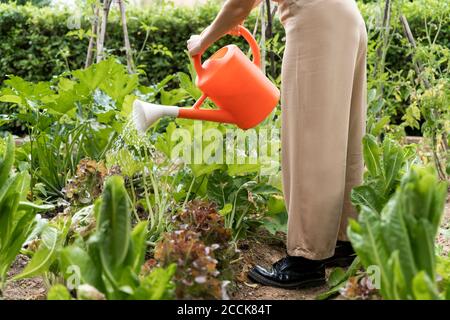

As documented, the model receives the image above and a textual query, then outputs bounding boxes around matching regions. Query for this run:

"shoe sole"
[247,270,326,289]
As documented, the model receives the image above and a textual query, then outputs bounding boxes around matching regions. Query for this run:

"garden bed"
[3,195,449,301]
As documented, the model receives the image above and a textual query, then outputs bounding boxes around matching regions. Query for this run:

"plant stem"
[182,176,196,209]
[142,148,155,230]
[129,176,140,222]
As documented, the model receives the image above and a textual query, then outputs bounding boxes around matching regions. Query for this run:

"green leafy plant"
[320,134,432,300]
[64,158,108,205]
[206,170,283,240]
[174,200,231,247]
[0,58,139,202]
[154,229,223,300]
[150,200,236,300]
[351,134,416,214]
[348,165,448,299]
[57,176,175,300]
[14,214,70,282]
[0,135,52,294]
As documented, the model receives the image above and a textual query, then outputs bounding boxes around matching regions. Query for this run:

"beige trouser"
[276,0,368,259]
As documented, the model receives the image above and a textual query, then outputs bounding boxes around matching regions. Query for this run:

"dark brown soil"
[2,255,47,300]
[437,193,450,256]
[230,234,329,300]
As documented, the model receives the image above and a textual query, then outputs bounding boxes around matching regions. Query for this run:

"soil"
[3,193,450,300]
[2,255,47,300]
[437,193,450,256]
[230,234,329,300]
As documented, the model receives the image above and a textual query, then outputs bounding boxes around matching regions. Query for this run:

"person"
[187,0,367,289]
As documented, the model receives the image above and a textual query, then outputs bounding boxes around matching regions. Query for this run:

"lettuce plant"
[0,135,52,294]
[56,176,175,300]
[153,200,237,299]
[348,165,448,299]
[154,229,223,299]
[351,134,416,213]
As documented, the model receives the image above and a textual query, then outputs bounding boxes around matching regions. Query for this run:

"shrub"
[0,1,448,85]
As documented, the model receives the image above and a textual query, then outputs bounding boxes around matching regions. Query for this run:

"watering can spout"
[132,99,236,132]
[132,100,179,132]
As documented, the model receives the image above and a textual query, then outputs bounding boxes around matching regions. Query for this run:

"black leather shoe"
[321,241,356,268]
[248,256,326,289]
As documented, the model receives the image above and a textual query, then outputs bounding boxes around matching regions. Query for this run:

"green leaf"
[348,206,393,298]
[381,137,404,195]
[191,163,224,178]
[0,208,36,283]
[316,257,361,300]
[72,58,114,92]
[133,264,176,300]
[128,221,149,274]
[206,170,234,208]
[0,94,22,104]
[19,201,55,211]
[371,116,390,137]
[328,268,346,287]
[177,72,201,99]
[351,185,385,213]
[14,226,59,280]
[267,195,286,215]
[227,163,261,176]
[0,134,14,184]
[60,245,102,290]
[362,134,381,177]
[261,212,287,235]
[96,176,131,275]
[219,203,233,216]
[0,172,31,248]
[47,284,72,300]
[412,271,441,300]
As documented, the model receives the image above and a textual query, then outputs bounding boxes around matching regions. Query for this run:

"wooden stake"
[399,14,431,89]
[118,0,134,73]
[97,0,112,63]
[85,4,99,68]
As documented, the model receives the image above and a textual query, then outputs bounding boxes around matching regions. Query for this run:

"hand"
[187,34,204,56]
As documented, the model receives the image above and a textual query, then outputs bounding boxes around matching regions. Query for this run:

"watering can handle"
[192,25,261,76]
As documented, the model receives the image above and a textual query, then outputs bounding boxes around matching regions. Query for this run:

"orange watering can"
[133,25,280,131]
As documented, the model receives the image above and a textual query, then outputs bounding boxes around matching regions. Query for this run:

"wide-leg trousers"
[277,0,368,259]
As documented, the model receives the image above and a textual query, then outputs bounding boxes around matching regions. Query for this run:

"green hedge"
[0,1,449,85]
